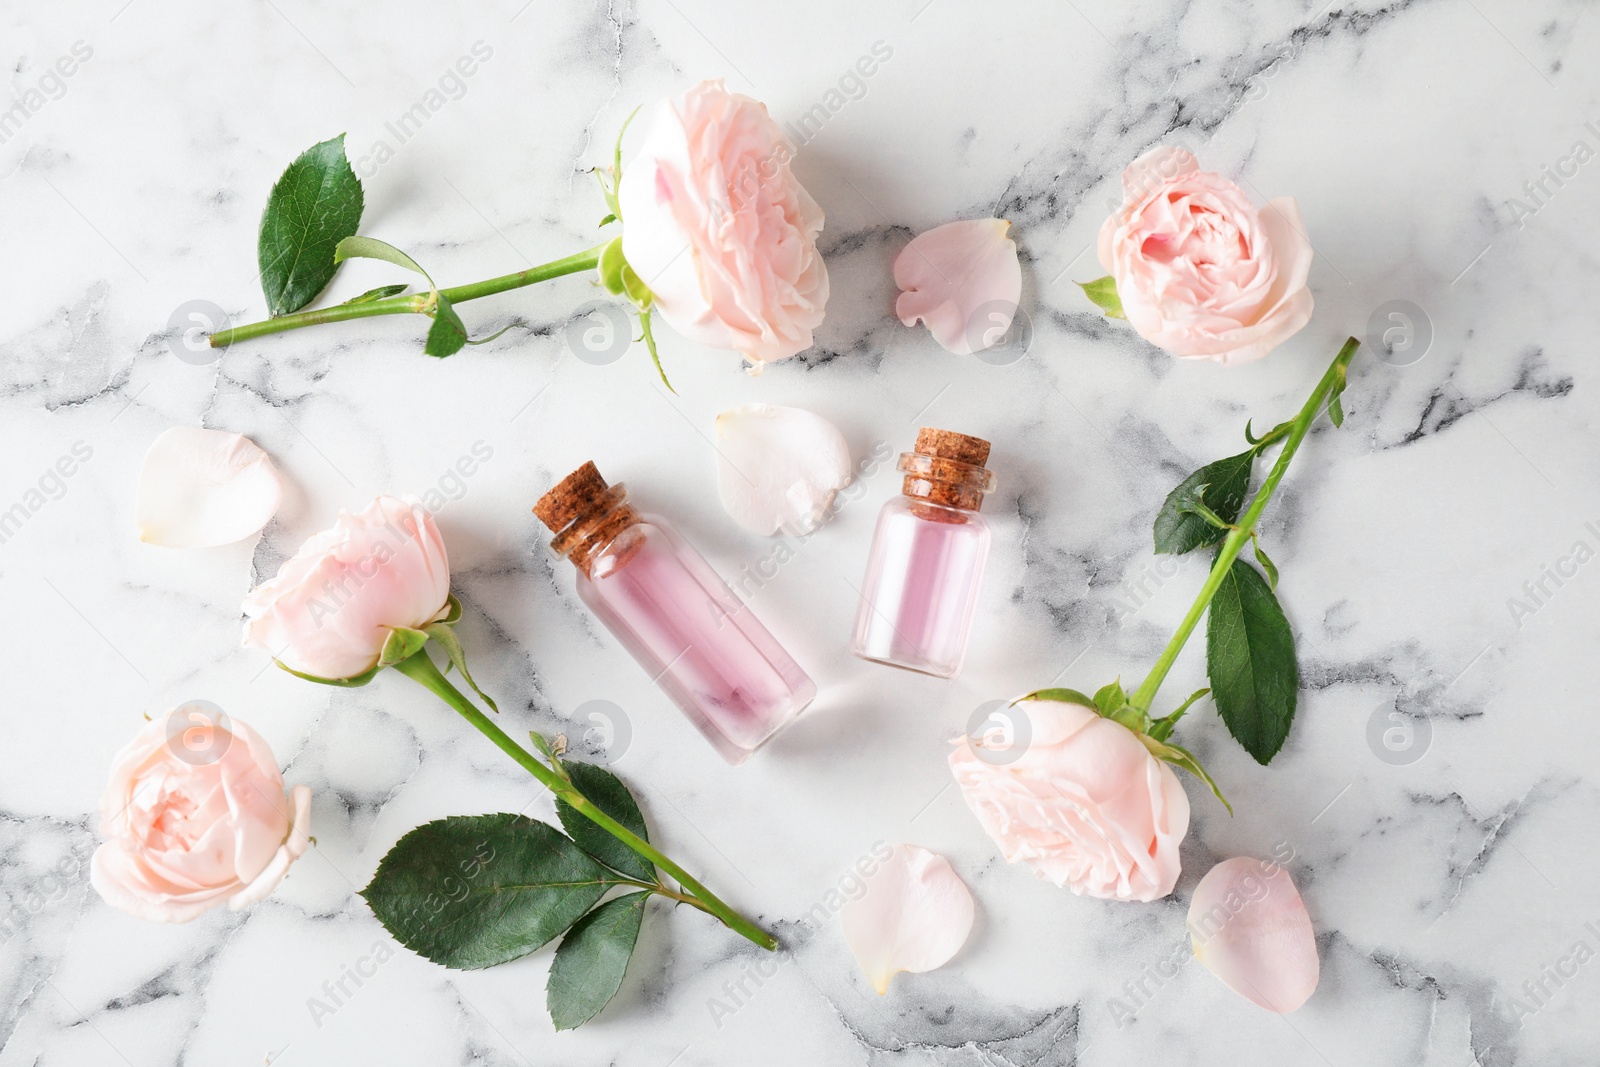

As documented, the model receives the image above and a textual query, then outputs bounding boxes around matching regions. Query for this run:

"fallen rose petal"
[714,403,852,536]
[894,219,1022,355]
[136,426,283,548]
[840,843,974,994]
[1187,857,1319,1012]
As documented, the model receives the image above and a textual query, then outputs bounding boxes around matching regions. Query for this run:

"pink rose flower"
[90,705,311,922]
[619,79,829,372]
[242,495,451,680]
[1097,146,1313,366]
[949,698,1189,902]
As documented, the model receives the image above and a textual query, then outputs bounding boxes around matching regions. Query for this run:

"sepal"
[423,621,498,713]
[1014,687,1097,709]
[1149,687,1210,742]
[275,660,380,688]
[380,626,430,667]
[598,237,629,295]
[1136,733,1233,815]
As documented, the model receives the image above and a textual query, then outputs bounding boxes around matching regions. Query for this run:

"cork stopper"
[900,427,996,513]
[533,461,610,533]
[914,427,991,468]
[534,461,640,575]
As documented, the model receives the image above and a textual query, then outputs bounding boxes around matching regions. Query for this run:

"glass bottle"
[850,428,996,679]
[534,462,815,765]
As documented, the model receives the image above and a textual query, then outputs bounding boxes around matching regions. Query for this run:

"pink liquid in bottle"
[537,463,813,765]
[850,429,996,679]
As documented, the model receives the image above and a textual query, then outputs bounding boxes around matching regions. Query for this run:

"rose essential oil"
[534,462,815,765]
[850,428,995,679]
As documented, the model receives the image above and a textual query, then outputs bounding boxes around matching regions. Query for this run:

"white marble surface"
[2,0,1598,1063]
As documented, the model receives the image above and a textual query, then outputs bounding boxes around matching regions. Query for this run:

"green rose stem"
[390,648,778,952]
[1129,337,1360,715]
[206,244,607,349]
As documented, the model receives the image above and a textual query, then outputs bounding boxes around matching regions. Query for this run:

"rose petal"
[1188,857,1319,1012]
[714,404,852,536]
[229,784,312,911]
[840,844,974,994]
[136,426,283,548]
[1119,145,1199,203]
[895,219,1022,355]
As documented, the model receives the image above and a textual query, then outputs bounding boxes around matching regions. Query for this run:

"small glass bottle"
[534,462,815,765]
[850,428,996,679]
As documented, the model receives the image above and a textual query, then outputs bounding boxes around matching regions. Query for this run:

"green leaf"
[342,283,410,305]
[1206,556,1298,764]
[1153,450,1255,555]
[598,213,618,228]
[557,762,655,883]
[1015,687,1097,709]
[547,892,648,1030]
[258,134,364,316]
[422,622,498,712]
[425,292,468,357]
[1136,734,1233,815]
[335,235,434,284]
[1078,275,1125,319]
[1148,687,1210,742]
[597,237,628,295]
[361,814,620,970]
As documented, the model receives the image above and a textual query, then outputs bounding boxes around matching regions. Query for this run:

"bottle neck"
[898,452,995,512]
[549,484,641,575]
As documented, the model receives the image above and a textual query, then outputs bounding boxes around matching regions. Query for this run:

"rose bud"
[242,495,451,682]
[1094,146,1313,365]
[949,697,1189,902]
[619,79,829,373]
[90,704,311,922]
